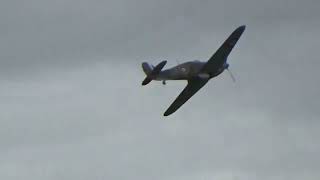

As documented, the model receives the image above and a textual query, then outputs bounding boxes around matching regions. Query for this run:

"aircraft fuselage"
[155,60,227,81]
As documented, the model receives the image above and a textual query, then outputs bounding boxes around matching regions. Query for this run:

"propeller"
[226,68,236,82]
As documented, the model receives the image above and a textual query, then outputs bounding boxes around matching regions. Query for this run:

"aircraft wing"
[202,25,246,74]
[164,77,209,116]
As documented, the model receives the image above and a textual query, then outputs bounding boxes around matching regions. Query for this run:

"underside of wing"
[163,77,209,116]
[202,25,246,74]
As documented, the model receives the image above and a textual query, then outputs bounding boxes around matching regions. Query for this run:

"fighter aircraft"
[141,25,246,116]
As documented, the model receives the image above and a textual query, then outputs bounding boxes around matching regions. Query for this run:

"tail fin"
[142,61,167,86]
[142,62,153,75]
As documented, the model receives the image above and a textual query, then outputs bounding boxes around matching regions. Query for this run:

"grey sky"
[0,0,319,179]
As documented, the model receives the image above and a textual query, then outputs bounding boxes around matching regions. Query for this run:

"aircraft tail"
[142,61,167,86]
[142,62,153,75]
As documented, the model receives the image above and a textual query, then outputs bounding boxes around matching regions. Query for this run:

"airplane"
[141,25,246,116]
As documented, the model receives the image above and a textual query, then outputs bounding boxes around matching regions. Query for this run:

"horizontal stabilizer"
[142,62,153,75]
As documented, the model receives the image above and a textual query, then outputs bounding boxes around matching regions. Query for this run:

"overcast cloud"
[0,0,320,179]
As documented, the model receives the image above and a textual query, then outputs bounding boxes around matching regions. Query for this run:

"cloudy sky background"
[0,0,320,179]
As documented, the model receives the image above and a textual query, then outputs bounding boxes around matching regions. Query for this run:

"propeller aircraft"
[141,25,246,116]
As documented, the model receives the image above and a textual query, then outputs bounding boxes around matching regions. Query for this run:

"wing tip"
[163,110,172,116]
[237,25,246,32]
[164,107,177,116]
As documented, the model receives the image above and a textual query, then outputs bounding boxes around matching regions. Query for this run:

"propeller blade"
[227,68,236,82]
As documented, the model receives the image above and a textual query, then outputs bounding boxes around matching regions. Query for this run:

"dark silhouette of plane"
[142,25,246,116]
